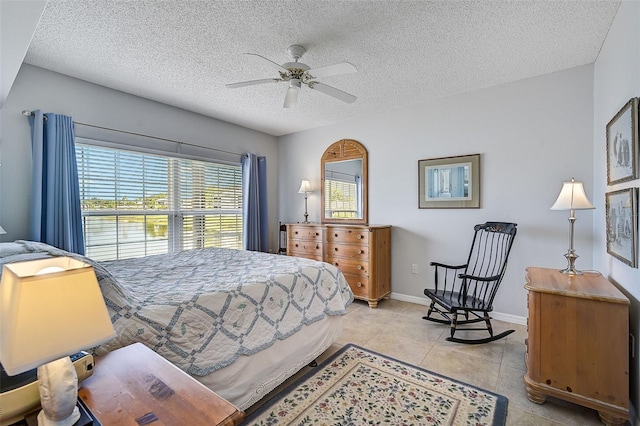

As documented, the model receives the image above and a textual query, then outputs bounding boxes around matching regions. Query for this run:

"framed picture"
[418,154,480,208]
[605,187,638,268]
[606,97,638,185]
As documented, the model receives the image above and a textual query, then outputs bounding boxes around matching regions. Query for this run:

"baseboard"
[389,292,430,306]
[389,292,527,326]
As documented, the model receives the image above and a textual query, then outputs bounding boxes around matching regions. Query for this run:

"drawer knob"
[334,233,338,238]
[357,234,363,239]
[315,232,319,236]
[315,245,319,249]
[357,249,363,254]
[295,244,299,248]
[334,247,339,251]
[294,231,299,235]
[333,262,339,266]
[356,282,363,287]
[357,265,363,270]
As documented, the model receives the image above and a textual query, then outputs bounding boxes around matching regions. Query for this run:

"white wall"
[593,0,640,300]
[0,1,46,108]
[593,1,640,422]
[0,64,280,250]
[279,64,595,320]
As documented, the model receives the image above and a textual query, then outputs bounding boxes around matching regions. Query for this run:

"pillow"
[15,240,69,256]
[0,242,29,258]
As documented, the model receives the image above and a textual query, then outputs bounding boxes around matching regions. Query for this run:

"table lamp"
[0,226,6,234]
[0,257,116,426]
[550,178,595,275]
[298,179,312,223]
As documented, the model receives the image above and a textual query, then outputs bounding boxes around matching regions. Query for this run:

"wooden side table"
[78,343,244,426]
[523,267,630,425]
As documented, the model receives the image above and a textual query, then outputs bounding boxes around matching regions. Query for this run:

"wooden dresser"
[287,223,391,308]
[523,267,630,425]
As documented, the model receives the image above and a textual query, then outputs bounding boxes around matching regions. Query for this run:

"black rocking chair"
[423,222,517,344]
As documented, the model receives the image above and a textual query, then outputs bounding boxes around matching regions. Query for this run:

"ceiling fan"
[226,45,358,108]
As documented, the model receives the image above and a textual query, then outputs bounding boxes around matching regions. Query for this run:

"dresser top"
[287,223,391,229]
[524,267,629,304]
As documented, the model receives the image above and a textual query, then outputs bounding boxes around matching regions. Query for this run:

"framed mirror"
[321,139,368,224]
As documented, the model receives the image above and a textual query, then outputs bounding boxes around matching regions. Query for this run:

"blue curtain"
[28,110,85,254]
[242,153,268,252]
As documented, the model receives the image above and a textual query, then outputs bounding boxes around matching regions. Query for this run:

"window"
[76,143,242,261]
[324,177,358,219]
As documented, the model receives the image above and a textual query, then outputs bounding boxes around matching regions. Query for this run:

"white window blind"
[324,179,358,219]
[76,143,242,261]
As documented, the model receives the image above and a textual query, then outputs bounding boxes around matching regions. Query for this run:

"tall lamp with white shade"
[298,179,312,224]
[550,178,595,275]
[0,257,116,425]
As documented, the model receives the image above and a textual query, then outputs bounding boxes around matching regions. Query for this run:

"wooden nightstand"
[523,267,630,425]
[78,343,244,426]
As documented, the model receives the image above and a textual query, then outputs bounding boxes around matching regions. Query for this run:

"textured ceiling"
[25,0,620,137]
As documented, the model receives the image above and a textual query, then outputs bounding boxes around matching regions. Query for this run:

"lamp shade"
[550,178,595,211]
[298,179,312,194]
[0,226,5,235]
[0,257,116,376]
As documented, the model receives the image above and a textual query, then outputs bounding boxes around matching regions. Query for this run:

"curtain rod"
[21,110,243,157]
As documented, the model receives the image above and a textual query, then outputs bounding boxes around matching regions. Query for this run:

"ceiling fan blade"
[283,87,299,108]
[226,78,281,89]
[306,62,357,79]
[309,82,357,104]
[245,53,289,73]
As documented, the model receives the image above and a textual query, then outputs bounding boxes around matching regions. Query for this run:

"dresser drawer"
[288,226,323,241]
[326,228,369,244]
[343,274,369,297]
[326,242,369,260]
[290,253,323,261]
[289,241,323,258]
[327,257,369,276]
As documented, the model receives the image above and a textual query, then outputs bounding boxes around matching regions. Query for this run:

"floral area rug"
[245,344,508,426]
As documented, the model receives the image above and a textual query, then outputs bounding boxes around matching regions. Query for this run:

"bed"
[0,240,353,410]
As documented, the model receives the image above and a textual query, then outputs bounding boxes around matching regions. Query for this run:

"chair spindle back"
[463,222,517,308]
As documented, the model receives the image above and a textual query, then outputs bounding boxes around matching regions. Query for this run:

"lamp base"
[559,250,583,275]
[37,357,80,426]
[559,266,584,275]
[25,398,100,426]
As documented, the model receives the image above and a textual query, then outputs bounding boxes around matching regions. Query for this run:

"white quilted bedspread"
[0,241,353,377]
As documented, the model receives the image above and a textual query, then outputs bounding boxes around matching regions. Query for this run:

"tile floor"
[246,298,630,425]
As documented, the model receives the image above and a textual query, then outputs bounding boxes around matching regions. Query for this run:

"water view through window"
[76,143,242,261]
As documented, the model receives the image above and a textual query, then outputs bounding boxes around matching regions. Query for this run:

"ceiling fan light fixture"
[289,79,301,90]
[284,80,301,108]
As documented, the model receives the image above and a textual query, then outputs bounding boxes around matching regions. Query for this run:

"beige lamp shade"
[550,178,595,211]
[0,226,6,235]
[298,179,312,194]
[0,257,116,376]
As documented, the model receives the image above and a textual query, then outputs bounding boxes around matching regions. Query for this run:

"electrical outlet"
[411,264,418,274]
[631,333,635,359]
